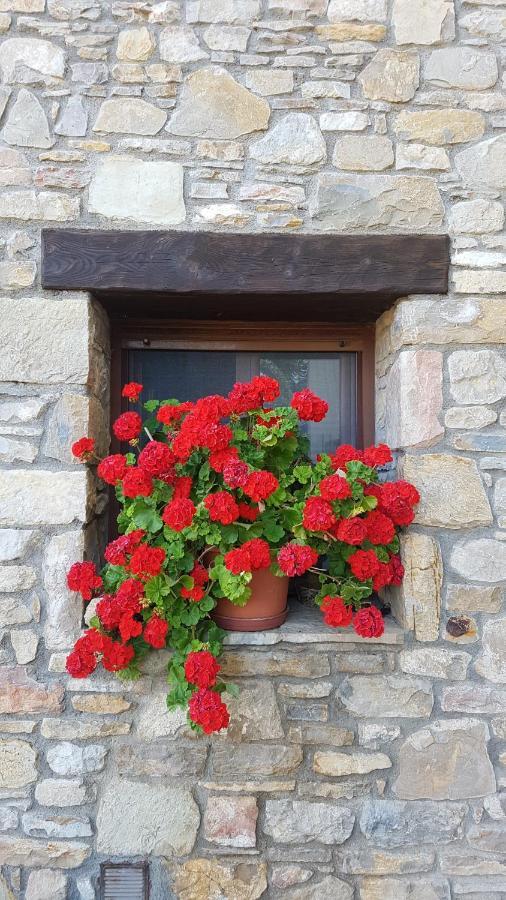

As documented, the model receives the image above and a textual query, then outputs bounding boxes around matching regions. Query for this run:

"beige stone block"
[328,0,387,20]
[359,49,420,102]
[225,681,283,741]
[339,847,435,875]
[25,871,67,900]
[94,98,166,135]
[264,799,354,845]
[445,406,497,429]
[159,24,208,62]
[203,24,250,51]
[449,349,506,405]
[393,0,455,44]
[168,66,269,139]
[399,647,471,680]
[0,668,63,714]
[402,454,492,528]
[455,134,506,190]
[35,778,88,807]
[385,351,443,450]
[71,694,131,714]
[314,751,391,776]
[333,134,394,171]
[212,743,302,777]
[250,112,326,166]
[171,859,267,900]
[475,617,506,683]
[396,142,450,170]
[0,189,79,221]
[0,836,90,868]
[451,538,506,584]
[0,259,36,289]
[425,47,498,90]
[360,878,452,900]
[394,109,485,145]
[117,26,155,61]
[220,650,329,678]
[453,269,506,294]
[0,738,36,788]
[10,630,38,665]
[317,23,386,40]
[243,69,293,96]
[395,719,495,800]
[2,89,52,150]
[43,393,109,464]
[186,0,260,24]
[338,675,433,718]
[280,877,353,900]
[399,533,442,641]
[446,584,502,614]
[0,470,90,527]
[89,155,185,226]
[0,36,65,83]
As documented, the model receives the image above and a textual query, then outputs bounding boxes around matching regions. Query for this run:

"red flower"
[224,538,270,574]
[223,458,249,489]
[122,467,153,499]
[372,562,393,592]
[204,491,240,525]
[121,382,143,401]
[156,402,193,425]
[162,498,196,532]
[302,497,336,532]
[104,530,145,567]
[181,562,209,601]
[113,411,142,442]
[119,611,143,643]
[362,443,393,468]
[65,647,97,678]
[71,437,95,461]
[321,596,353,628]
[144,614,169,648]
[243,471,279,503]
[66,561,102,601]
[193,394,230,421]
[238,502,259,522]
[228,377,279,414]
[388,555,404,586]
[97,454,127,485]
[209,447,239,473]
[173,476,193,499]
[96,595,122,631]
[188,688,230,734]
[364,510,395,546]
[116,578,145,607]
[291,388,328,422]
[330,444,363,471]
[184,650,220,689]
[378,482,418,527]
[319,474,351,501]
[333,516,367,546]
[138,441,175,477]
[277,543,318,577]
[349,549,381,581]
[353,606,384,638]
[224,547,252,574]
[101,637,135,672]
[128,545,165,580]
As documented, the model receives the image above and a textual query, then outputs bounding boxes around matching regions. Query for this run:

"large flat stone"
[212,743,302,777]
[0,739,37,788]
[393,0,455,44]
[396,533,442,641]
[225,681,283,741]
[0,667,63,714]
[89,154,185,226]
[115,742,207,777]
[264,799,354,844]
[313,751,391,776]
[250,113,326,166]
[359,49,419,102]
[402,454,491,528]
[339,847,435,875]
[44,529,85,651]
[0,189,79,222]
[441,683,506,715]
[159,25,208,62]
[328,0,387,20]
[394,109,484,145]
[399,648,470,681]
[425,47,498,89]
[204,795,257,848]
[338,675,433,718]
[475,618,506,684]
[446,584,502,614]
[0,470,89,527]
[394,719,495,800]
[451,539,506,584]
[220,650,330,678]
[186,0,260,24]
[332,134,393,171]
[450,199,504,235]
[171,859,267,900]
[96,777,199,856]
[449,349,506,405]
[2,89,52,149]
[0,836,90,868]
[168,67,269,139]
[311,173,443,231]
[359,798,466,846]
[385,350,443,449]
[360,879,450,900]
[47,743,107,776]
[93,98,166,135]
[455,134,506,190]
[0,37,66,83]
[283,876,353,900]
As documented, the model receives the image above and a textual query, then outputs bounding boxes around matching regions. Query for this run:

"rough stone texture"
[0,37,65,82]
[393,0,455,44]
[284,877,353,900]
[0,470,89,527]
[359,798,466,846]
[475,618,506,683]
[0,739,37,788]
[47,742,107,776]
[445,406,497,430]
[402,454,492,528]
[96,778,199,856]
[328,0,387,20]
[225,681,283,740]
[0,667,63,714]
[2,89,52,149]
[332,134,394,171]
[117,26,155,61]
[311,174,444,231]
[0,837,90,868]
[394,719,495,799]
[171,859,267,900]
[449,350,506,405]
[359,49,420,102]
[251,113,326,166]
[386,351,443,449]
[451,539,506,584]
[264,800,354,844]
[94,98,167,136]
[339,675,433,718]
[212,743,302,777]
[43,529,85,651]
[204,795,258,847]
[455,134,506,190]
[394,109,485,145]
[168,67,269,139]
[399,648,470,680]
[397,533,442,641]
[35,778,88,807]
[360,879,451,900]
[89,155,185,226]
[450,199,504,235]
[425,47,498,90]
[314,751,391,776]
[446,584,502,614]
[25,871,67,900]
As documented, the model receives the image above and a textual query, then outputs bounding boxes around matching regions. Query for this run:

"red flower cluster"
[349,549,381,582]
[238,502,259,522]
[364,510,395,546]
[162,498,196,531]
[144,614,169,648]
[138,441,175,477]
[113,411,142,442]
[156,401,193,426]
[122,467,153,499]
[376,481,420,527]
[104,530,145,567]
[330,443,392,471]
[321,596,353,628]
[122,382,143,401]
[319,474,351,501]
[128,545,166,580]
[97,454,127,485]
[66,629,135,678]
[188,688,230,734]
[71,437,95,461]
[184,650,220,689]
[362,443,392,468]
[277,543,318,577]
[243,470,279,503]
[353,605,384,638]
[291,388,328,422]
[181,562,209,601]
[333,516,367,546]
[66,562,102,601]
[204,492,239,525]
[224,538,271,574]
[223,458,249,489]
[303,497,336,532]
[227,375,279,414]
[330,444,363,471]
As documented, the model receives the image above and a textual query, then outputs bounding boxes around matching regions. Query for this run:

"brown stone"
[396,533,442,642]
[71,694,132,714]
[171,859,267,900]
[204,795,258,848]
[225,681,283,741]
[264,799,354,845]
[116,743,207,778]
[339,847,435,875]
[0,668,63,714]
[402,454,492,529]
[212,743,302,777]
[220,650,329,678]
[168,67,269,139]
[287,724,354,746]
[394,109,485,145]
[317,23,386,40]
[314,751,391,777]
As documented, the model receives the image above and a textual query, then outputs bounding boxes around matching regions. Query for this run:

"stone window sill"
[222,601,404,647]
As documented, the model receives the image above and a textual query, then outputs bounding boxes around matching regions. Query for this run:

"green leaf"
[144,399,161,412]
[132,504,163,533]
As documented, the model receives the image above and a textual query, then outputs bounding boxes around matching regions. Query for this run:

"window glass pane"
[128,349,357,457]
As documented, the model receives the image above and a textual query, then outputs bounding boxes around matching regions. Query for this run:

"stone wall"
[0,0,505,897]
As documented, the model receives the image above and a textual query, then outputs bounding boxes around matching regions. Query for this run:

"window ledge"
[222,601,404,648]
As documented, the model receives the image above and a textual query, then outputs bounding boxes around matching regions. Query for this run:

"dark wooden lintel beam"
[41,229,449,298]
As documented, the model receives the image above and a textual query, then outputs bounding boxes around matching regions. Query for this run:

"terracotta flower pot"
[212,567,289,632]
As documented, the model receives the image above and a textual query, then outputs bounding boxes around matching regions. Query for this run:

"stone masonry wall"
[0,0,505,898]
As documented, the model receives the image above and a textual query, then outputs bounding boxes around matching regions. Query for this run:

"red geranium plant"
[67,378,419,734]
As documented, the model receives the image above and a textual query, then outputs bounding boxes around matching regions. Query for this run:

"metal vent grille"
[100,863,148,900]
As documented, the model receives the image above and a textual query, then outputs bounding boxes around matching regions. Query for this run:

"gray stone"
[44,530,85,651]
[250,113,326,166]
[226,681,283,741]
[2,89,52,149]
[475,618,506,684]
[494,478,506,514]
[136,695,186,739]
[441,683,506,715]
[328,0,387,21]
[386,351,443,449]
[116,743,207,777]
[400,648,470,680]
[451,539,506,584]
[402,454,492,529]
[311,173,444,231]
[159,25,208,62]
[71,61,108,85]
[358,724,401,750]
[94,98,166,135]
[204,795,257,848]
[359,49,420,102]
[313,751,391,776]
[284,877,353,900]
[360,879,450,900]
[243,69,293,96]
[168,67,269,139]
[43,393,108,464]
[264,799,354,845]
[0,37,66,83]
[396,143,450,170]
[359,798,466,846]
[449,350,506,405]
[22,812,92,839]
[0,436,36,464]
[35,778,88,807]
[445,406,497,429]
[455,135,506,190]
[394,719,495,800]
[333,134,394,171]
[0,739,37,788]
[394,109,484,146]
[466,823,506,855]
[0,566,35,592]
[203,25,250,52]
[212,744,302,777]
[10,630,38,665]
[54,96,87,137]
[425,48,498,90]
[452,432,506,453]
[89,155,185,226]
[97,778,199,856]
[0,597,33,628]
[339,676,433,718]
[446,584,502,614]
[461,8,506,39]
[46,743,107,776]
[339,847,435,875]
[377,296,506,352]
[0,530,36,563]
[0,470,89,527]
[25,871,67,900]
[187,0,260,23]
[393,0,455,44]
